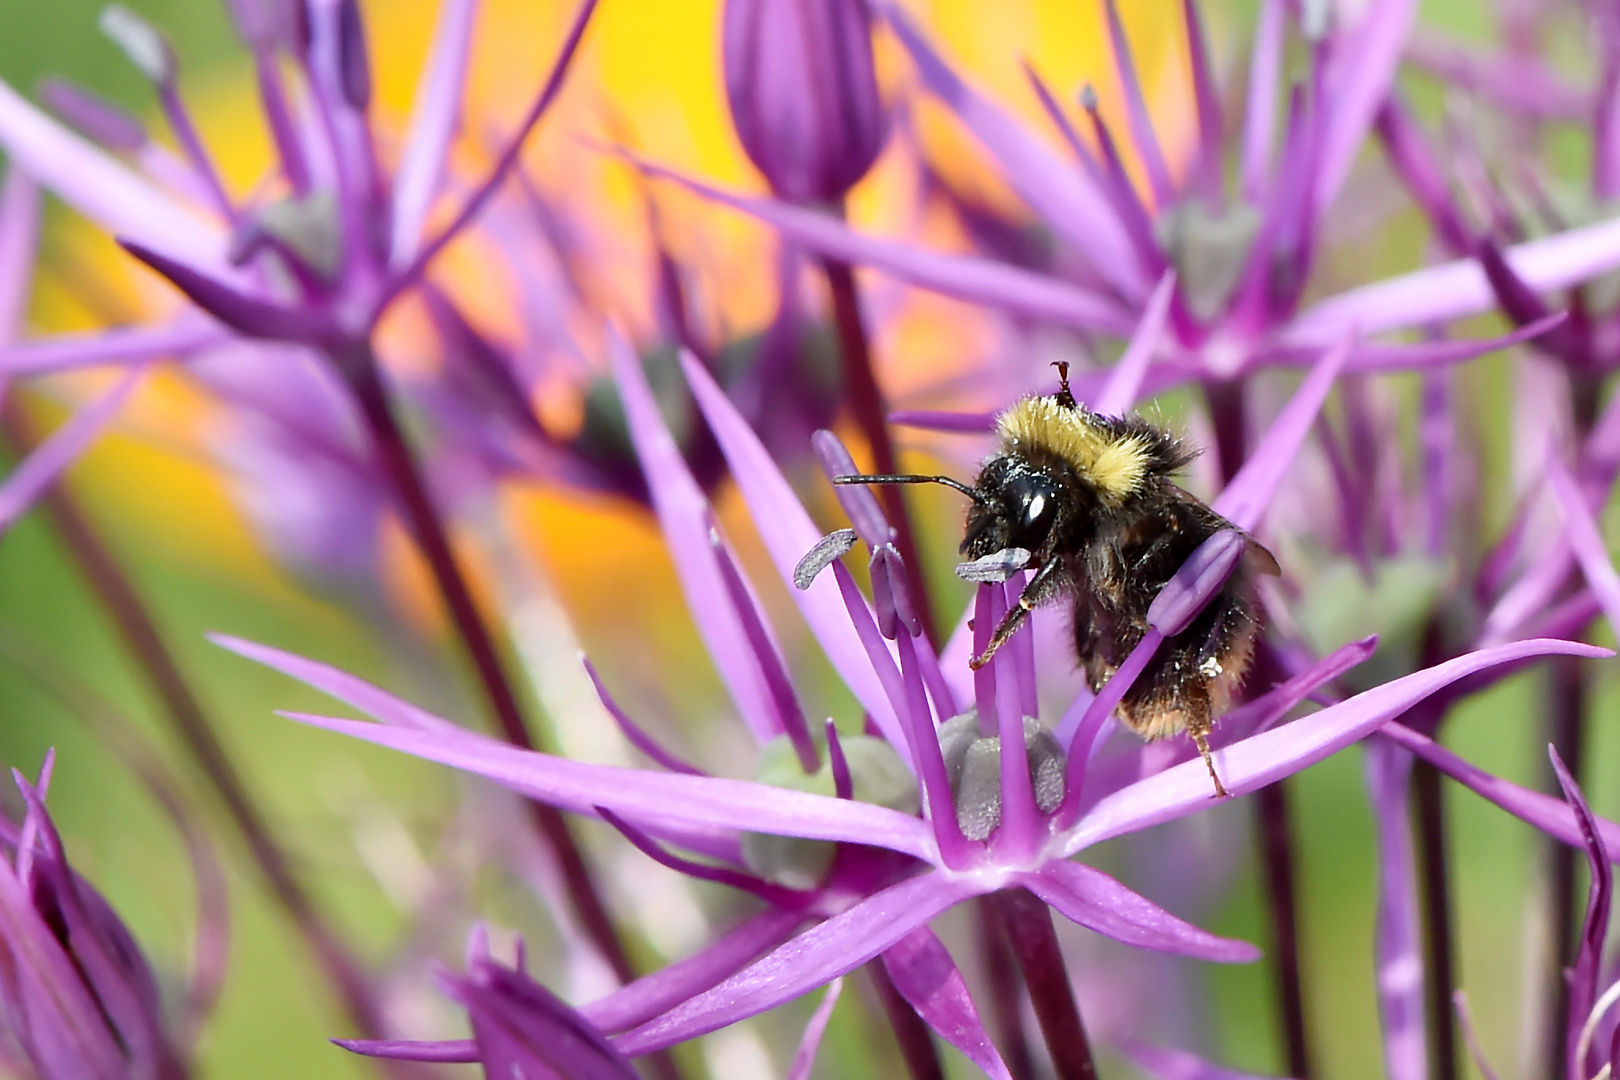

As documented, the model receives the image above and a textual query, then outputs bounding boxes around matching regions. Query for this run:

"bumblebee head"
[960,457,1065,559]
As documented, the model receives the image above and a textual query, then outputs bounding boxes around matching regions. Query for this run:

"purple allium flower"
[722,0,889,205]
[0,752,189,1080]
[625,0,1620,423]
[215,307,1605,1072]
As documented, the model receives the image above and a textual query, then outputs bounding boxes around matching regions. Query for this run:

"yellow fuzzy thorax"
[996,397,1155,506]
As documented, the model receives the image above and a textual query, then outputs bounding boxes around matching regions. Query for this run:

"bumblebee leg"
[1190,727,1230,799]
[969,559,1065,670]
[1185,689,1230,799]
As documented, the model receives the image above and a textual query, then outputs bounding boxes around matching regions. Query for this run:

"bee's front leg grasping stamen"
[969,559,1065,669]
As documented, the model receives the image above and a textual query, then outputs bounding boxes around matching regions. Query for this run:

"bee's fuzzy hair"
[995,397,1190,506]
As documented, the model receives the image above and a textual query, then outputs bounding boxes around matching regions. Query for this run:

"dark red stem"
[336,347,637,986]
[1544,654,1586,1080]
[1412,758,1458,1080]
[820,253,940,644]
[992,887,1098,1080]
[976,896,1038,1080]
[1256,780,1312,1080]
[868,961,946,1080]
[1203,381,1313,1079]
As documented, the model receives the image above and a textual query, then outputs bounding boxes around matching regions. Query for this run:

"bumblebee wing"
[1168,484,1281,576]
[1242,536,1282,576]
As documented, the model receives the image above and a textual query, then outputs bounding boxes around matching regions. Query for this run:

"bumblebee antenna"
[1051,361,1077,409]
[834,474,986,505]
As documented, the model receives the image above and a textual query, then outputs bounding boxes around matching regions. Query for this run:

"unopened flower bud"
[722,0,888,204]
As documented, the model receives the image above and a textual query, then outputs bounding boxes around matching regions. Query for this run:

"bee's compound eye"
[1009,473,1059,551]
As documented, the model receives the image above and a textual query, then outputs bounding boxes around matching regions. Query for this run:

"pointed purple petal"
[0,365,146,536]
[635,159,1136,335]
[1225,636,1379,738]
[445,954,639,1080]
[1094,270,1176,417]
[1181,0,1224,203]
[595,807,795,906]
[1553,748,1611,1080]
[681,352,907,750]
[283,712,933,857]
[120,241,324,342]
[888,408,996,433]
[896,628,970,864]
[1122,1041,1291,1080]
[884,5,1147,298]
[583,910,804,1034]
[1101,0,1174,208]
[0,78,226,272]
[1452,991,1505,1080]
[1021,61,1105,181]
[1548,455,1620,636]
[786,978,843,1080]
[582,659,704,776]
[0,322,231,376]
[813,430,893,548]
[36,80,147,153]
[614,872,983,1055]
[881,927,1014,1080]
[211,633,463,735]
[1069,639,1610,853]
[1375,98,1471,254]
[1288,216,1620,343]
[1214,331,1351,531]
[1315,0,1419,211]
[336,1038,480,1062]
[1017,861,1259,962]
[1240,0,1283,203]
[830,563,912,760]
[0,168,41,343]
[609,331,783,744]
[382,0,601,305]
[1327,314,1566,374]
[1407,35,1585,122]
[1080,94,1166,274]
[1365,741,1427,1080]
[1079,636,1380,803]
[389,0,480,267]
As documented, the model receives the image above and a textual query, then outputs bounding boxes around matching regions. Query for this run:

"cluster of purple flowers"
[3,0,1620,1077]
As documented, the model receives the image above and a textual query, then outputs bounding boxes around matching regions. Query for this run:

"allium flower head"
[627,0,1620,417]
[218,305,1605,1072]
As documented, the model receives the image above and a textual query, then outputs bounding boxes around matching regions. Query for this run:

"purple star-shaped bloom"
[216,304,1606,1066]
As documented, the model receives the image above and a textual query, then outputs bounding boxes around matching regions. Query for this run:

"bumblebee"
[838,365,1277,798]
